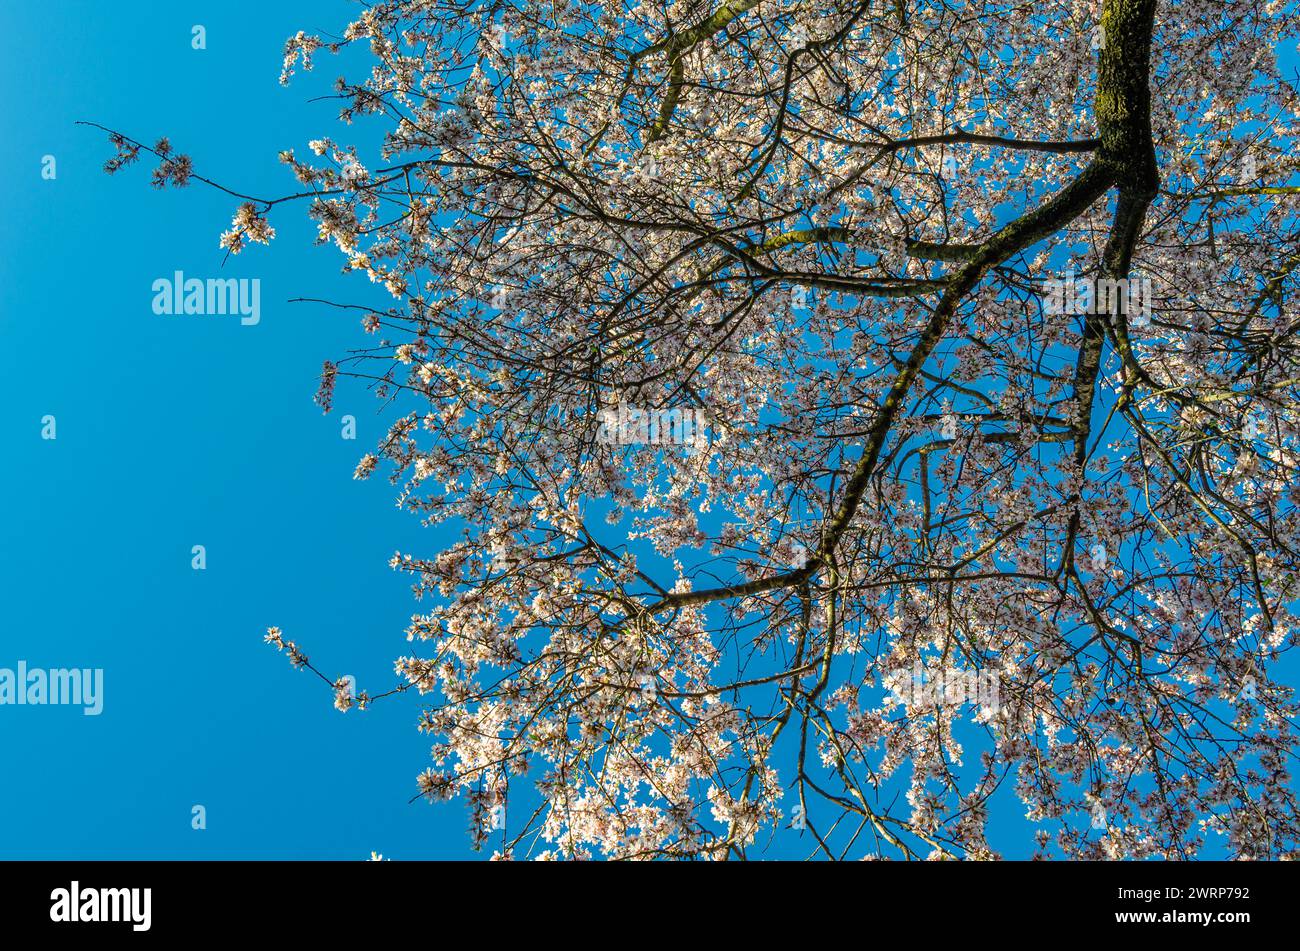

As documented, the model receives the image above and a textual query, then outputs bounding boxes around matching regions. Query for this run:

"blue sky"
[0,0,476,859]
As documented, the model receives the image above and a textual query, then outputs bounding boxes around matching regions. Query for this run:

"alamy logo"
[50,882,151,932]
[1042,269,1153,322]
[597,404,708,447]
[888,662,1000,712]
[152,271,261,325]
[0,661,103,715]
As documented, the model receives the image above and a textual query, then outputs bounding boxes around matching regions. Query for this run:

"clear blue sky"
[0,0,479,859]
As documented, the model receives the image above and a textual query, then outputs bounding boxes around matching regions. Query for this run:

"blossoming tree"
[98,0,1300,859]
